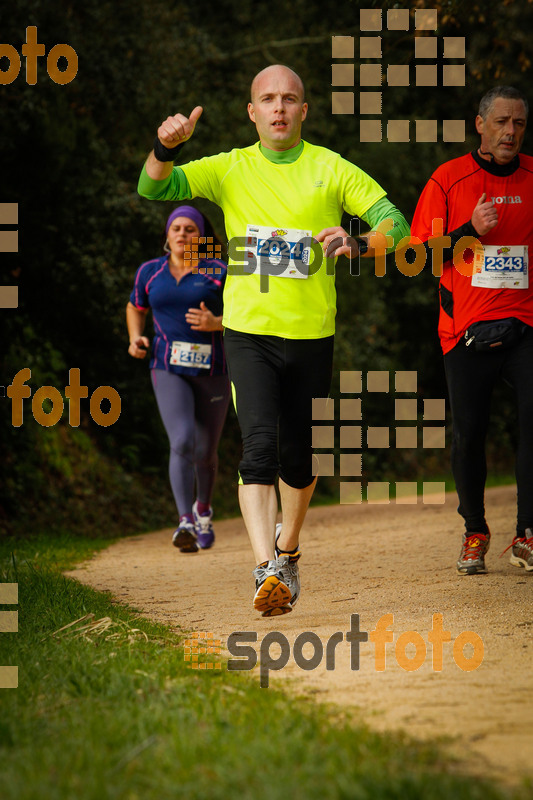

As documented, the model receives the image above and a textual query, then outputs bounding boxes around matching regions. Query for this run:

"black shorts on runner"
[224,328,334,488]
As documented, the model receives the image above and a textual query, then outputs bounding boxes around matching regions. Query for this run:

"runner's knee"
[238,429,278,484]
[169,429,195,460]
[279,461,314,489]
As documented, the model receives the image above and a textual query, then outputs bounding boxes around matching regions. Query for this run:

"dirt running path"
[66,485,533,784]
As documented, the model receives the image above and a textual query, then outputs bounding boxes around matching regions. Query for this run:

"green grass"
[1,534,531,800]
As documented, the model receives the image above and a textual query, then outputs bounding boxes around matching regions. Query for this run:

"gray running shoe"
[172,520,198,553]
[192,501,215,549]
[275,523,302,606]
[510,529,533,572]
[252,560,292,617]
[456,532,490,575]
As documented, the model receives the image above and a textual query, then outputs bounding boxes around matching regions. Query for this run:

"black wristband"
[355,237,368,255]
[153,136,186,163]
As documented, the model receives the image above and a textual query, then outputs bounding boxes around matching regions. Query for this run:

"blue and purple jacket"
[130,255,227,376]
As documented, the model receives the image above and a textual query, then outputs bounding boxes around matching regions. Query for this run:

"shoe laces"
[461,533,488,559]
[254,561,280,584]
[500,532,533,558]
[276,554,297,580]
[196,515,214,535]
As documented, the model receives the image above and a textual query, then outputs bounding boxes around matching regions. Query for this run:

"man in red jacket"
[411,86,533,575]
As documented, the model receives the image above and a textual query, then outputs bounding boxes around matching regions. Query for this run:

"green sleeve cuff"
[137,164,192,201]
[361,196,410,252]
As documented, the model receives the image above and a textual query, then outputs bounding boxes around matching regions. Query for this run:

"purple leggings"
[151,369,230,519]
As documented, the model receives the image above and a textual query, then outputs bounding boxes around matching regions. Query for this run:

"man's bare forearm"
[144,151,174,181]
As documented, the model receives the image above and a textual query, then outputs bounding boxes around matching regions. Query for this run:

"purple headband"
[165,205,205,236]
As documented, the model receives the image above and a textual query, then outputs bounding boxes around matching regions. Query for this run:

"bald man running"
[138,64,409,616]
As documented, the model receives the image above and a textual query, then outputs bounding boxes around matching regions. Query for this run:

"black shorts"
[224,329,334,488]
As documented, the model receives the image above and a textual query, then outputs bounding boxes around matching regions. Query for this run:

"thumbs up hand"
[157,106,203,148]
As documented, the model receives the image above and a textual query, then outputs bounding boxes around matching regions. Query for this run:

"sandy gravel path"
[66,485,533,784]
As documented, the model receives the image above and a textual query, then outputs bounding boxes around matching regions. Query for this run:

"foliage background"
[1,0,531,539]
